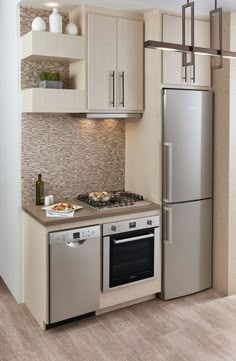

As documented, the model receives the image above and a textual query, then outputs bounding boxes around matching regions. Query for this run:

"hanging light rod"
[144,0,236,62]
[144,41,236,59]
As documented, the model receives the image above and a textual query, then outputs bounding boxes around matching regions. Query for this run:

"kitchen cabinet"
[88,14,117,110]
[88,13,144,111]
[162,14,211,87]
[117,18,144,111]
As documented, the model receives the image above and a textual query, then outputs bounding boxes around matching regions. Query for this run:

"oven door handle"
[113,233,155,245]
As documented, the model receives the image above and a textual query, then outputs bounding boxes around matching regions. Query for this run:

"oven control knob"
[147,220,153,226]
[111,225,117,232]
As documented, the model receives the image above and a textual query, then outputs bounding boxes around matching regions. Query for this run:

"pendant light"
[144,0,236,66]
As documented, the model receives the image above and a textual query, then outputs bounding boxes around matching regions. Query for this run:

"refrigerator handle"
[163,207,173,245]
[163,142,173,203]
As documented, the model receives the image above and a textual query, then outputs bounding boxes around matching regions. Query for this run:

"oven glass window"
[109,229,154,288]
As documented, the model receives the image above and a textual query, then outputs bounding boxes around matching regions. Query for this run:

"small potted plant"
[39,71,63,89]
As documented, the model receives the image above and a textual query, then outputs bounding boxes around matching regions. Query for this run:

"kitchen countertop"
[22,199,161,226]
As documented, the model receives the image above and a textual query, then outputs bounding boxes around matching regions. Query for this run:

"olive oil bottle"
[36,174,44,205]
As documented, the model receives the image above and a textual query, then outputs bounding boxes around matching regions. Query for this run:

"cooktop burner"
[77,191,151,211]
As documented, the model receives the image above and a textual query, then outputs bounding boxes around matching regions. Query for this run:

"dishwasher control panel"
[49,225,100,245]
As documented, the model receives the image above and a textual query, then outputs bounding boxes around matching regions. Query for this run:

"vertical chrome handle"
[163,142,173,203]
[163,207,173,245]
[191,64,196,83]
[110,71,115,107]
[120,71,125,107]
[182,65,187,82]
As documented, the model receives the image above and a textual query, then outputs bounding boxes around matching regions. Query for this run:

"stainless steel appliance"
[49,225,100,324]
[77,191,152,211]
[103,216,160,292]
[162,88,213,300]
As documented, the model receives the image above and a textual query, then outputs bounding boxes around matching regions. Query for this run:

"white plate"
[43,203,83,213]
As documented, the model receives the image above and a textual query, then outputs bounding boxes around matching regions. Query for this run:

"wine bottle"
[36,174,44,206]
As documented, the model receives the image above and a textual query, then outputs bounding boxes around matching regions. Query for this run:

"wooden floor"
[2,278,236,361]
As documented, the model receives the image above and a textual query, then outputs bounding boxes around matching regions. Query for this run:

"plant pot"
[39,80,63,89]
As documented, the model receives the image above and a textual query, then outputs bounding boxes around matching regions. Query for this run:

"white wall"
[0,0,22,302]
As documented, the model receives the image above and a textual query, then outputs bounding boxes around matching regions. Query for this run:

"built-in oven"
[103,216,160,292]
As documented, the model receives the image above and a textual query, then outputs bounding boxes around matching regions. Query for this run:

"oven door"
[103,227,160,292]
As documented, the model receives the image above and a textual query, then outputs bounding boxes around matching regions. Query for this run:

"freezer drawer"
[162,199,212,300]
[163,89,213,203]
[49,226,100,324]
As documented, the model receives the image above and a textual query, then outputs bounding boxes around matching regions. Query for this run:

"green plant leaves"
[39,71,61,81]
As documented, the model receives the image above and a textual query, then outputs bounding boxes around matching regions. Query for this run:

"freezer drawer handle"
[113,233,154,245]
[163,142,173,203]
[163,207,173,245]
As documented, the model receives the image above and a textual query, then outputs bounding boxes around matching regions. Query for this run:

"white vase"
[31,17,46,31]
[49,8,62,34]
[65,22,78,36]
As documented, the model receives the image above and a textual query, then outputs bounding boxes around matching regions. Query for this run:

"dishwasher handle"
[66,239,87,248]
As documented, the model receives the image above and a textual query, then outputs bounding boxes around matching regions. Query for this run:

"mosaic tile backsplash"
[22,115,125,204]
[21,7,126,204]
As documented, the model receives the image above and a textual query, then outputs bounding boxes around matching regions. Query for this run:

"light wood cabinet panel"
[21,89,85,113]
[162,15,186,85]
[88,14,117,110]
[193,19,211,87]
[21,31,86,63]
[117,18,143,111]
[162,14,211,87]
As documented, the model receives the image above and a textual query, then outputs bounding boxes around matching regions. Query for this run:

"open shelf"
[21,31,86,63]
[21,88,86,113]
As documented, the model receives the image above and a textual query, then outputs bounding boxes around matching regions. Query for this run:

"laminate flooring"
[1,277,236,361]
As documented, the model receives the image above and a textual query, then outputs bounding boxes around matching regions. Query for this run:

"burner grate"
[77,191,145,210]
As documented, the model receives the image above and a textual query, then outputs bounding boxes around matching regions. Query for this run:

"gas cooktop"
[77,191,152,211]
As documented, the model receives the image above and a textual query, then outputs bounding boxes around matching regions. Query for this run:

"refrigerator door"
[163,89,213,204]
[162,199,212,300]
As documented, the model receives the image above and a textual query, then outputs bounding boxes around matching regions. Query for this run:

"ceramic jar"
[49,8,62,34]
[65,22,78,35]
[31,17,46,31]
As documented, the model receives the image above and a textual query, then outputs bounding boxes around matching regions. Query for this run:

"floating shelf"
[21,31,86,63]
[21,88,86,113]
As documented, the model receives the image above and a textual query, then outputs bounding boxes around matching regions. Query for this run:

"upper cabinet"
[88,13,144,112]
[194,19,211,87]
[162,14,211,88]
[21,6,144,114]
[117,18,144,111]
[88,14,117,110]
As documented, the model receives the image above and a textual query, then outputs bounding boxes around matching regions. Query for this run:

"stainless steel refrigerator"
[162,89,213,300]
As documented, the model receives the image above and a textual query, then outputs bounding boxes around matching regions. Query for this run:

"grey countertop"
[22,199,161,227]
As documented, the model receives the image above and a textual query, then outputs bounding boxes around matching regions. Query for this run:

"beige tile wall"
[21,7,125,204]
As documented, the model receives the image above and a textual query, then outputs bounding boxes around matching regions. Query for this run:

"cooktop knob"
[111,225,117,232]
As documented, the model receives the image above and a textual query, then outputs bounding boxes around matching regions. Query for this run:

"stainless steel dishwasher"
[49,225,101,324]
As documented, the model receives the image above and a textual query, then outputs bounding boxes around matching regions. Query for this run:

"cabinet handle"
[191,64,196,83]
[120,71,125,107]
[111,71,115,107]
[182,66,187,82]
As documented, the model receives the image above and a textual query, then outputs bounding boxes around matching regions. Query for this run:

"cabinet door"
[88,14,117,110]
[162,15,186,85]
[192,20,211,87]
[117,18,144,111]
